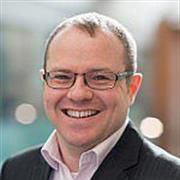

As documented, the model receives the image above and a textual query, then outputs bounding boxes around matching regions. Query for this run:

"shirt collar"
[41,130,61,170]
[88,117,129,165]
[41,118,129,170]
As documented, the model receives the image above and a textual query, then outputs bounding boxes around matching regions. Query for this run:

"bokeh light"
[140,117,164,139]
[15,103,37,124]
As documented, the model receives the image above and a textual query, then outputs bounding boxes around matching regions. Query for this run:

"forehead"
[46,26,126,72]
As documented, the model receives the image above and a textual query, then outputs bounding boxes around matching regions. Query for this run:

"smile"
[62,109,100,119]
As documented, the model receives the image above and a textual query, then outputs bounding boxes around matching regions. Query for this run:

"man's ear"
[40,69,45,82]
[128,73,143,105]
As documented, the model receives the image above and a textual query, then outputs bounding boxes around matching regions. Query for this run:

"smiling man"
[1,12,180,180]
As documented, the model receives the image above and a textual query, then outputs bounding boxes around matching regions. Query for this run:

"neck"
[56,134,90,172]
[61,148,80,172]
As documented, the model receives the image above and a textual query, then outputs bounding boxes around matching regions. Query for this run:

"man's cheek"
[44,98,53,111]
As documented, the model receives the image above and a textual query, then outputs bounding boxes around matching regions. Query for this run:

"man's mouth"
[62,109,100,119]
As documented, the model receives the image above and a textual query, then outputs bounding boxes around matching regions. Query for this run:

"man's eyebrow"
[87,68,113,72]
[47,68,73,73]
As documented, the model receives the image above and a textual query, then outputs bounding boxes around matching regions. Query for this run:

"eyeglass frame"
[41,69,134,90]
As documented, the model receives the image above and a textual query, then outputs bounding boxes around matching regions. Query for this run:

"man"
[1,12,180,180]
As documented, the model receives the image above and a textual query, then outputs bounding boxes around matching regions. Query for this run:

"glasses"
[42,69,134,90]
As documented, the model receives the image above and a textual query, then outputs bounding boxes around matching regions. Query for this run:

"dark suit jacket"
[1,122,180,180]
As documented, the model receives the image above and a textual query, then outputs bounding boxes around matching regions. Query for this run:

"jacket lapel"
[30,151,52,180]
[91,122,142,180]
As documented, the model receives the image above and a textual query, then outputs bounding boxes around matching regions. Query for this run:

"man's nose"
[66,76,93,102]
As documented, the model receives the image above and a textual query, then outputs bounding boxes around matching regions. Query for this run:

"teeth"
[65,110,98,118]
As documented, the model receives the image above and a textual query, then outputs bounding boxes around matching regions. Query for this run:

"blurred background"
[0,0,179,165]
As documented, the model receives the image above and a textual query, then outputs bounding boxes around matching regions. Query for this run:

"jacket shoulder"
[0,145,50,180]
[3,145,43,167]
[135,138,180,179]
[143,139,180,165]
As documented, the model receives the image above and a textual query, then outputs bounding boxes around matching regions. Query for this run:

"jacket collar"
[30,147,52,180]
[91,121,143,180]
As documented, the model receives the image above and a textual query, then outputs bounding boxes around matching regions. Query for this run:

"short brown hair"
[43,12,137,72]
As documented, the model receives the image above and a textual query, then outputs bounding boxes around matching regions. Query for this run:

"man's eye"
[93,75,110,80]
[54,74,72,80]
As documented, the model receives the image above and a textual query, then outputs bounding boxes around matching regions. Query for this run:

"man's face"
[43,27,141,150]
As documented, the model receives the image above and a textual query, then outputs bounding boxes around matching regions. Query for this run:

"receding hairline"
[46,24,127,60]
[43,12,137,72]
